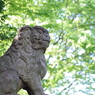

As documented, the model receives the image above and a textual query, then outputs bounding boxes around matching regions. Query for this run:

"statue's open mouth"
[42,39,50,43]
[34,37,50,43]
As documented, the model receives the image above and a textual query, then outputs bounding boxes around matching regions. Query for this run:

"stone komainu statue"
[0,26,50,95]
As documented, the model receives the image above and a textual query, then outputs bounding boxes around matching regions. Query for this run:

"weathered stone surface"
[0,26,50,95]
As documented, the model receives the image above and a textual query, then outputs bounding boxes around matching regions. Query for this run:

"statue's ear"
[18,25,32,33]
[17,26,32,40]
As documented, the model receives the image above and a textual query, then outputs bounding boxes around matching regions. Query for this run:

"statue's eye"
[38,30,43,34]
[43,32,48,37]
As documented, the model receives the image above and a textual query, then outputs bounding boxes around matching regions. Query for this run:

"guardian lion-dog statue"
[0,25,50,95]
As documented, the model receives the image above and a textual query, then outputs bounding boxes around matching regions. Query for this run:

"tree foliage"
[0,0,95,95]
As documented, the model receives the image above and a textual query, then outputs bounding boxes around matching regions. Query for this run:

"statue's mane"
[5,26,32,54]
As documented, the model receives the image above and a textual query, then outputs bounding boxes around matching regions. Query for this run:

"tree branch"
[58,80,76,94]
